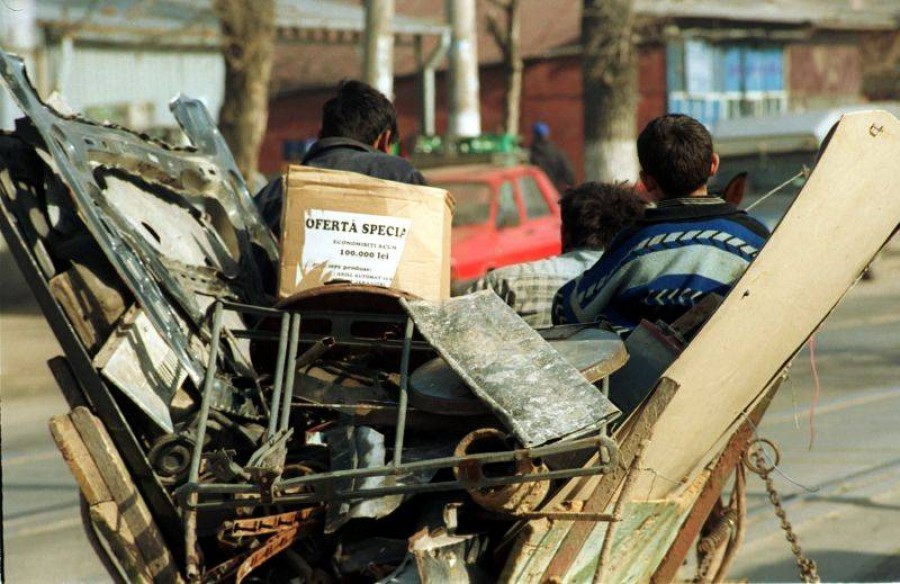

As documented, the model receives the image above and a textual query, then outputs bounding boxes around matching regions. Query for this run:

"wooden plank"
[636,110,900,499]
[48,414,112,506]
[70,407,184,584]
[90,500,154,584]
[538,378,679,581]
[48,356,90,410]
[650,379,780,583]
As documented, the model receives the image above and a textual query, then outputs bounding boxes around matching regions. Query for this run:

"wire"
[807,335,821,451]
[745,168,808,212]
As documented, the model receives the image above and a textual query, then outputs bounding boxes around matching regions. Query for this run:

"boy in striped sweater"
[552,114,770,334]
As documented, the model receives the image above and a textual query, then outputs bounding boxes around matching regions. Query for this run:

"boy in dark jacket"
[552,114,769,333]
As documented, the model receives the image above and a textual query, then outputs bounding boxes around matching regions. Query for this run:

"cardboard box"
[279,165,454,301]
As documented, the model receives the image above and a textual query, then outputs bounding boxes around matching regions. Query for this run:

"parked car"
[423,164,562,290]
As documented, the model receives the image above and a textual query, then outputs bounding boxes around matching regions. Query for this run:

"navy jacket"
[255,137,426,235]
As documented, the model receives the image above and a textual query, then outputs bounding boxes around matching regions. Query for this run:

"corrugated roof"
[34,0,447,47]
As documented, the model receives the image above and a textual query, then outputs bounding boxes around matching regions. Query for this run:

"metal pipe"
[392,317,415,467]
[266,313,290,439]
[294,336,335,369]
[186,464,615,510]
[278,313,302,431]
[182,435,615,495]
[184,301,225,581]
[218,299,283,317]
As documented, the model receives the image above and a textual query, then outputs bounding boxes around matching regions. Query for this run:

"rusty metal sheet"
[401,292,620,447]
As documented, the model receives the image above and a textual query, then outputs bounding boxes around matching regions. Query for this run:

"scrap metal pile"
[0,50,627,582]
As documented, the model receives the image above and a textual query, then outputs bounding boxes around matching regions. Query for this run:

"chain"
[744,439,820,584]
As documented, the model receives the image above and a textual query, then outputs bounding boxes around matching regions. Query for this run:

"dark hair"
[319,80,398,145]
[560,182,646,251]
[637,114,713,197]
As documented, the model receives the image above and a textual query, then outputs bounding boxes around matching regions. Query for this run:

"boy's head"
[637,114,719,200]
[320,80,398,152]
[560,182,646,252]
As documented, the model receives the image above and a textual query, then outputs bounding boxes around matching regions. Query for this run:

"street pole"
[364,0,395,99]
[446,0,481,137]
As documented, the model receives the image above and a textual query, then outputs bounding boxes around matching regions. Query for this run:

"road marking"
[2,448,61,466]
[6,515,84,538]
[823,312,900,331]
[764,385,900,426]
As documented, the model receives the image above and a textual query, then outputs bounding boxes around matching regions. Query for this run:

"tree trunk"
[213,0,276,185]
[581,0,639,182]
[487,0,523,137]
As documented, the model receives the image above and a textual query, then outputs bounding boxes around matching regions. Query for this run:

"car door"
[516,171,562,261]
[491,178,531,268]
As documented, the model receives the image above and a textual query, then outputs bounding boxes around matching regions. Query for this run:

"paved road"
[2,243,899,583]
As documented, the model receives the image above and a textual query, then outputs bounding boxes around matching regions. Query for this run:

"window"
[667,40,787,127]
[496,181,520,229]
[519,176,551,219]
[432,182,492,227]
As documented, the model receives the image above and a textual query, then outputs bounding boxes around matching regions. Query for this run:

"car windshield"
[431,182,492,227]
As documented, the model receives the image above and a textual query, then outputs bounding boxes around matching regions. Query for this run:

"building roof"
[713,101,900,155]
[32,0,899,94]
[34,0,448,47]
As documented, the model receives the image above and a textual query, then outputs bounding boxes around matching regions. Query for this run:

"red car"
[423,164,562,290]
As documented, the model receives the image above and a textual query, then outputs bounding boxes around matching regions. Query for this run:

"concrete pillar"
[446,0,481,137]
[364,0,395,99]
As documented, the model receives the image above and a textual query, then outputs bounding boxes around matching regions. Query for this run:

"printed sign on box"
[298,209,411,288]
[278,165,453,301]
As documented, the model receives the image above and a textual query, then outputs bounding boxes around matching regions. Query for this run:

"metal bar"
[515,511,619,522]
[294,337,335,369]
[392,317,415,467]
[187,464,615,510]
[230,330,281,341]
[278,313,302,432]
[601,377,610,398]
[182,435,616,495]
[266,313,290,439]
[217,299,283,317]
[184,301,225,581]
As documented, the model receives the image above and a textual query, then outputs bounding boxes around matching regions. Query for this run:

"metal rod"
[266,313,290,439]
[279,313,302,432]
[514,511,619,522]
[217,299,284,317]
[294,336,335,369]
[182,435,616,495]
[392,317,415,467]
[184,300,226,581]
[187,464,615,510]
[230,330,282,341]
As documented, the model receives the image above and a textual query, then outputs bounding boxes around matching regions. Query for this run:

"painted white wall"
[53,46,225,130]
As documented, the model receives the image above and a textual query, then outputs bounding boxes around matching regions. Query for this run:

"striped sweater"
[552,197,770,333]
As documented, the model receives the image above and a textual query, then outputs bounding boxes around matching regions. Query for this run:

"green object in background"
[413,133,520,155]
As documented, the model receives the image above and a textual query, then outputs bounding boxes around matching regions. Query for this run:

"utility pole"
[447,0,482,137]
[581,0,639,181]
[364,0,395,98]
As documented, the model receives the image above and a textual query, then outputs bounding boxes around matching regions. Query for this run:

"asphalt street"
[1,239,899,583]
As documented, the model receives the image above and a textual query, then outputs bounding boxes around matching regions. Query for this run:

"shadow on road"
[742,549,900,583]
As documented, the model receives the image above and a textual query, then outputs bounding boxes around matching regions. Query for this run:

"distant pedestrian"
[529,122,576,193]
